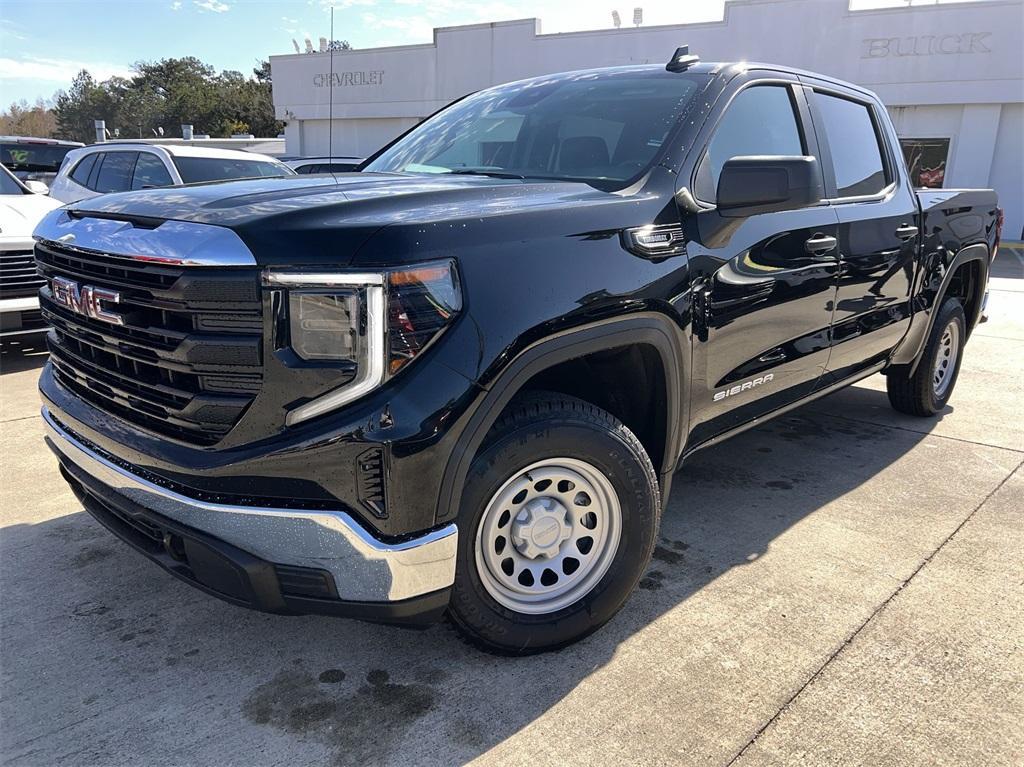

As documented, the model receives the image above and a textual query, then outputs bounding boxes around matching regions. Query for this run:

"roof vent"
[666,45,700,72]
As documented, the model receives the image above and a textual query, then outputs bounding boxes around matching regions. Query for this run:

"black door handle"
[895,224,919,241]
[804,233,838,256]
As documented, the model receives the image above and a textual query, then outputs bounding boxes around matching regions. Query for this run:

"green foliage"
[52,57,282,143]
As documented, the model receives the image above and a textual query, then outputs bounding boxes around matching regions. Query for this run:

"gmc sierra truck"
[35,49,1002,654]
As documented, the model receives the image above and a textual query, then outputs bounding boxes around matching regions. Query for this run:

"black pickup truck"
[35,49,1002,654]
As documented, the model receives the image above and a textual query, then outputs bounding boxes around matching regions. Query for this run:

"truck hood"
[62,172,630,267]
[66,173,614,227]
[0,193,61,241]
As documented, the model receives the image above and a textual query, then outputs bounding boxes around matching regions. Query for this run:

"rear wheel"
[886,297,966,416]
[448,392,660,654]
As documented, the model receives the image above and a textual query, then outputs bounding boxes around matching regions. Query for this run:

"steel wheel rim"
[474,457,622,615]
[932,320,959,397]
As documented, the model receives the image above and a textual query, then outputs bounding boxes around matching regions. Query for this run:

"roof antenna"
[329,5,336,180]
[666,45,700,72]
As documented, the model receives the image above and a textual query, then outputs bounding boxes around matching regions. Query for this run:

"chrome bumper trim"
[0,296,39,314]
[42,407,457,602]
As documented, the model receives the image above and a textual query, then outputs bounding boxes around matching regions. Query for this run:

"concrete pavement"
[1,253,1021,766]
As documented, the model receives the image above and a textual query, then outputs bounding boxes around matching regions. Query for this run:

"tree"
[49,57,283,142]
[54,70,116,142]
[0,99,57,137]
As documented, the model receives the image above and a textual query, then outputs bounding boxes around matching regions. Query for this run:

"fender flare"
[435,314,686,524]
[894,243,990,375]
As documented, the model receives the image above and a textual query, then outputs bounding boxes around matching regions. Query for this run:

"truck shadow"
[0,385,945,766]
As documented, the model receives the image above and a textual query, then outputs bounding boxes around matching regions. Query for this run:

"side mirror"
[24,180,50,194]
[716,156,823,218]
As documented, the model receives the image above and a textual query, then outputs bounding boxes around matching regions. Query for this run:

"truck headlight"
[264,260,461,425]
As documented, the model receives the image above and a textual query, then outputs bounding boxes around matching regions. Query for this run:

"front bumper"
[0,295,45,337]
[44,406,458,624]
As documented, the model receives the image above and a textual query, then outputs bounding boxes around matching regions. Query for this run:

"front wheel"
[448,393,660,654]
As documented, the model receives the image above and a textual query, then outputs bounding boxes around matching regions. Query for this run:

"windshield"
[0,167,27,195]
[1,143,76,173]
[364,70,704,190]
[172,156,293,184]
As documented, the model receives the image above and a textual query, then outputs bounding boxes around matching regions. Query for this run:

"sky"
[0,0,987,106]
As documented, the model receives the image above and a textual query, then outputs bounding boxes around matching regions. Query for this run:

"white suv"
[49,143,294,204]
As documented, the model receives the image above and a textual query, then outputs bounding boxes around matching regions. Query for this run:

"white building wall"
[988,104,1024,239]
[271,0,1024,235]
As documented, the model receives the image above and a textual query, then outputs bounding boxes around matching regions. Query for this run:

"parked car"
[284,156,364,174]
[48,143,294,204]
[0,165,60,339]
[35,50,1002,654]
[0,136,84,188]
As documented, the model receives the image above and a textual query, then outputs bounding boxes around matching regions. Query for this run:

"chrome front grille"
[36,238,263,446]
[0,249,44,299]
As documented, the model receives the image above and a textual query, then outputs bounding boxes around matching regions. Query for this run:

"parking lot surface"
[2,251,1022,767]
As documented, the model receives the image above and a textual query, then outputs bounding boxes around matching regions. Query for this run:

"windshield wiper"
[446,168,526,180]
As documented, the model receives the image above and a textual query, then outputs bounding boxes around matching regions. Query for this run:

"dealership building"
[270,0,1024,237]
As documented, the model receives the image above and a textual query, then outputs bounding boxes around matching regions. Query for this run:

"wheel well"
[944,258,984,333]
[512,343,669,477]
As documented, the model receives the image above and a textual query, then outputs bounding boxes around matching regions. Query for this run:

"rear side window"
[697,85,804,200]
[812,93,887,197]
[70,154,97,186]
[294,164,316,174]
[94,152,139,193]
[132,153,174,190]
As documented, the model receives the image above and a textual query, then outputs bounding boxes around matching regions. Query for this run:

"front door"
[682,79,840,447]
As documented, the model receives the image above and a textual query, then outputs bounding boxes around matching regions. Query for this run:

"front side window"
[94,152,139,193]
[173,157,292,184]
[364,71,705,190]
[70,154,97,187]
[813,92,888,197]
[132,153,174,190]
[696,85,804,200]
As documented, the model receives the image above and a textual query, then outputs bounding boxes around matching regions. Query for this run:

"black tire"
[447,392,660,655]
[886,297,967,416]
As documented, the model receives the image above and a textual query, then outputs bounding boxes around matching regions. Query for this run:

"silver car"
[48,143,295,204]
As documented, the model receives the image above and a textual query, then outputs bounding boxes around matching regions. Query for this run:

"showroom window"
[899,138,950,188]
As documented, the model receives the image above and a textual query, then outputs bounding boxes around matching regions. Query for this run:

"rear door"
[802,81,921,379]
[682,74,841,447]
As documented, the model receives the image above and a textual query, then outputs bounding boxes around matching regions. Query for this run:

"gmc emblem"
[51,276,124,326]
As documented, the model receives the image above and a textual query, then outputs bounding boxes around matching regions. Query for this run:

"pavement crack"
[723,458,1024,766]
[0,414,39,425]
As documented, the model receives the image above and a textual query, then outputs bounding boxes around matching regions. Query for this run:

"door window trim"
[802,83,897,205]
